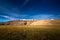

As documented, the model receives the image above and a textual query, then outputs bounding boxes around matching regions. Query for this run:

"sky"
[0,0,60,22]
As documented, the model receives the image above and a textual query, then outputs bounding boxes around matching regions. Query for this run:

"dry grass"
[0,25,60,40]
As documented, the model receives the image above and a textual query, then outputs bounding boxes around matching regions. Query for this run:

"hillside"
[0,20,60,25]
[0,20,34,25]
[30,20,60,25]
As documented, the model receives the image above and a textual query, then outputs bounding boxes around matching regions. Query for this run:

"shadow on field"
[0,26,60,40]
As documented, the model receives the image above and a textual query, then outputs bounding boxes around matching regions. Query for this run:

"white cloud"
[0,15,16,20]
[50,19,54,20]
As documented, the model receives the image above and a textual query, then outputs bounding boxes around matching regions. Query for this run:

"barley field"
[0,25,60,40]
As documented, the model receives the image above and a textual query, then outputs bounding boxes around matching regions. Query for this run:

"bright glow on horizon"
[50,19,54,20]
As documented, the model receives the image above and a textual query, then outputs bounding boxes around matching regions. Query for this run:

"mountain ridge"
[0,20,60,25]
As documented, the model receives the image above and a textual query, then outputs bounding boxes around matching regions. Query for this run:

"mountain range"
[0,20,60,25]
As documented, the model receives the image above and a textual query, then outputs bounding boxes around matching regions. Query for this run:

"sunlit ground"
[0,25,60,40]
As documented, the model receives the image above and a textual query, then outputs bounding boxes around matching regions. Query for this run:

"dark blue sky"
[0,0,60,22]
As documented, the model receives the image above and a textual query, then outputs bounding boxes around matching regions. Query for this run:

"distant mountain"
[0,20,60,25]
[0,20,34,25]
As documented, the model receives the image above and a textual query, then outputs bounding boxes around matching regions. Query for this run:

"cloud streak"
[0,6,29,19]
[21,0,29,7]
[0,15,16,21]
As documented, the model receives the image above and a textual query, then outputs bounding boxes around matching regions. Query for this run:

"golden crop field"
[0,25,60,40]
